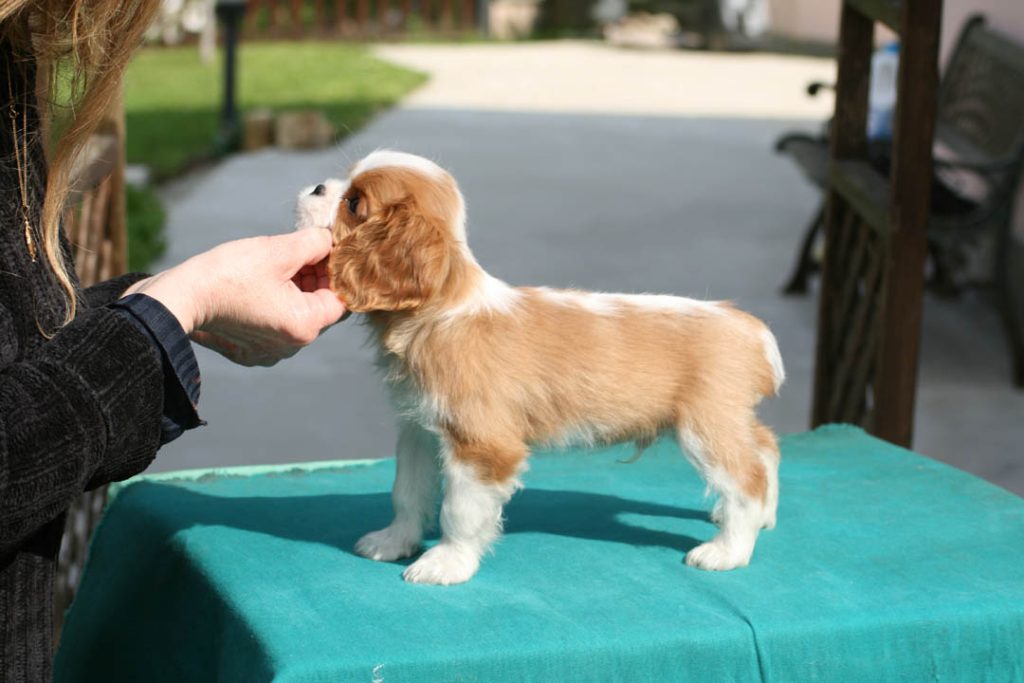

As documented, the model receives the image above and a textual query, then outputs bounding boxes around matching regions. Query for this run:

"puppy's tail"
[759,326,786,396]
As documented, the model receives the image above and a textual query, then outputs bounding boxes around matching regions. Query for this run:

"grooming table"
[55,426,1024,682]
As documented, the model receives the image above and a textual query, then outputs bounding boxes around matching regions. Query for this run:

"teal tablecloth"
[55,425,1024,682]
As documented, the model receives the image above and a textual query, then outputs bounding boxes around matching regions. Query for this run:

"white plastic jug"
[868,42,900,140]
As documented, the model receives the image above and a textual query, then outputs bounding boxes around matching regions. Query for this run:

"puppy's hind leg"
[403,437,525,585]
[710,420,780,530]
[753,421,780,530]
[678,417,767,571]
[356,421,441,562]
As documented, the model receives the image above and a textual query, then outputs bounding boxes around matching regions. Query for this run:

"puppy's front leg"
[403,438,524,585]
[356,421,440,562]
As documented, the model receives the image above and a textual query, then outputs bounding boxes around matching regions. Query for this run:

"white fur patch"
[402,445,520,585]
[355,421,440,562]
[619,294,725,315]
[535,288,619,315]
[442,274,522,319]
[536,289,725,317]
[758,446,779,530]
[295,178,348,231]
[352,149,445,180]
[678,425,762,571]
[547,420,632,450]
[760,328,786,393]
[678,427,726,494]
[438,454,519,549]
[402,542,481,585]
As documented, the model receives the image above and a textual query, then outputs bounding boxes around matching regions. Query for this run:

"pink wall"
[768,0,840,44]
[769,0,1024,61]
[942,1,1024,61]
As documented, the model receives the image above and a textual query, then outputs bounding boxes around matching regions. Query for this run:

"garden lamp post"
[215,0,247,150]
[477,0,489,35]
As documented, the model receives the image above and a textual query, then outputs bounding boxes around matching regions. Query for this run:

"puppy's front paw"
[402,544,479,585]
[355,526,421,562]
[685,540,751,572]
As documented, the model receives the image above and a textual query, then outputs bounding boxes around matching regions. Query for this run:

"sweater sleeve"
[81,272,151,310]
[0,305,164,559]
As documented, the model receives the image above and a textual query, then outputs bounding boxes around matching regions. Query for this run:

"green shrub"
[126,184,167,272]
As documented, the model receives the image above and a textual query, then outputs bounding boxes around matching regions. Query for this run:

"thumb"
[273,229,334,274]
[302,288,348,329]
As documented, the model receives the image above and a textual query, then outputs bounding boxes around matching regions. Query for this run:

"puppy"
[296,179,347,231]
[313,150,784,585]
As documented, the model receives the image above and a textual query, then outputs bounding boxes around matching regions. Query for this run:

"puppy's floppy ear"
[329,204,451,312]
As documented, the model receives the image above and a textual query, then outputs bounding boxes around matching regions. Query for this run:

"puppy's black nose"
[311,184,326,196]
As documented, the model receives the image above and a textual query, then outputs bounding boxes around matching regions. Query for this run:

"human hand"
[123,230,348,367]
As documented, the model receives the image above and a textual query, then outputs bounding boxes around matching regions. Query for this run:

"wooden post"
[335,0,347,31]
[268,0,281,33]
[812,3,873,427]
[314,0,326,31]
[357,0,369,31]
[106,89,128,275]
[872,0,942,446]
[400,0,411,29]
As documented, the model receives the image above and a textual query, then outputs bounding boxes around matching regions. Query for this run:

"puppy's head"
[295,178,348,231]
[328,151,467,313]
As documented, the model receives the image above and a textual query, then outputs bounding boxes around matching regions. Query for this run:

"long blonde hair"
[1,0,160,325]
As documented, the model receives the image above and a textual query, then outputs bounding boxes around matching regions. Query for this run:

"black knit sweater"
[1,44,167,681]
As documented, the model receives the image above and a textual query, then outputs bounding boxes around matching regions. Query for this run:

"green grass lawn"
[123,42,427,179]
[121,42,425,268]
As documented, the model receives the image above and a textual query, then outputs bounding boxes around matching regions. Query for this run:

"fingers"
[316,259,331,290]
[272,228,334,274]
[292,260,330,293]
[294,265,318,293]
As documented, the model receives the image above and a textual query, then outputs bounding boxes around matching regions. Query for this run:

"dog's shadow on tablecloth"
[119,482,710,559]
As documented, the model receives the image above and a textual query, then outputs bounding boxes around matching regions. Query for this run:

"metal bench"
[776,14,1024,386]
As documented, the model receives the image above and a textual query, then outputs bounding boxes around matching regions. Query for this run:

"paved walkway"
[373,41,835,119]
[152,42,1024,497]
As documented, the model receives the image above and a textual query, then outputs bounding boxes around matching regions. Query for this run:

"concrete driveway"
[150,42,1024,497]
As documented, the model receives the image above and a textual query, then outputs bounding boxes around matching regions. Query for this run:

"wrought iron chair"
[776,14,1024,386]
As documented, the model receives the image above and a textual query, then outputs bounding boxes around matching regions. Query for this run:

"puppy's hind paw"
[355,527,421,562]
[402,544,479,585]
[685,540,751,572]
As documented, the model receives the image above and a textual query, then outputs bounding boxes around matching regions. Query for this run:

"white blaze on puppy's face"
[295,178,348,231]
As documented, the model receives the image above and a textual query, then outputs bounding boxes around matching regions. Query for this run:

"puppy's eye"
[347,196,360,214]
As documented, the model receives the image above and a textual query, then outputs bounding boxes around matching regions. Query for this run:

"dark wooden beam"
[812,2,874,427]
[872,0,943,447]
[845,0,902,35]
[830,159,891,234]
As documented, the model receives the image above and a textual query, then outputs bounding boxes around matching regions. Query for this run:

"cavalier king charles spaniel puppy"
[298,150,784,585]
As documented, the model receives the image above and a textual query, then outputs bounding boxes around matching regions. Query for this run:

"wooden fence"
[243,0,480,38]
